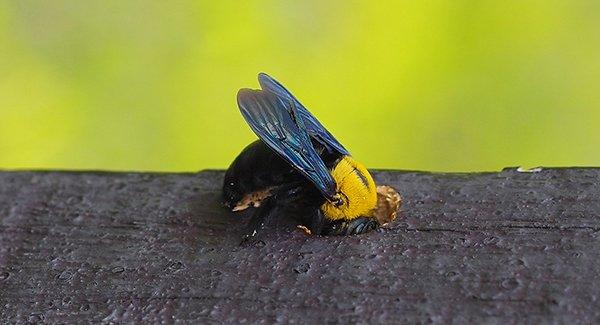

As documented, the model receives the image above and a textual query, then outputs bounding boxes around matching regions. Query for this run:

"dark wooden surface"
[1,168,599,323]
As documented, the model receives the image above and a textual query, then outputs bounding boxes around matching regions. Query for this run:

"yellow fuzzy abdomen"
[320,156,377,220]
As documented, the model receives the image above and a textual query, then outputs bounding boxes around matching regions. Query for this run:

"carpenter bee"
[223,73,401,241]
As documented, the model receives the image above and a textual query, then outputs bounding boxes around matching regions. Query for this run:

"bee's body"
[224,140,324,231]
[223,139,309,207]
[225,140,379,237]
[224,73,383,240]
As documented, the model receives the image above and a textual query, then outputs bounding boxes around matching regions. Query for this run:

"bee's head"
[331,193,344,207]
[321,156,377,220]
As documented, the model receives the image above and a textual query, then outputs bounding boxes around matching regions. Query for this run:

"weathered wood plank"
[1,168,599,323]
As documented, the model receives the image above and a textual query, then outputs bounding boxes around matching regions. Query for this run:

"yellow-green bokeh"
[1,1,599,172]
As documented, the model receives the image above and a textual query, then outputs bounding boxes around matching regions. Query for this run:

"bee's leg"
[308,209,327,235]
[321,217,379,236]
[240,182,305,244]
[241,196,275,244]
[293,208,327,236]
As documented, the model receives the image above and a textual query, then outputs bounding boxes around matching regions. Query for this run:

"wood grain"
[1,168,599,323]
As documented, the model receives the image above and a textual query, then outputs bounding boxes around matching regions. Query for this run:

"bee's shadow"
[188,193,299,244]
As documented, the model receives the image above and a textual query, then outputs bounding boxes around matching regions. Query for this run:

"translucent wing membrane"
[237,89,337,200]
[257,73,350,156]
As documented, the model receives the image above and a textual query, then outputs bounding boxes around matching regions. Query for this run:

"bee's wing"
[237,89,337,200]
[257,73,350,156]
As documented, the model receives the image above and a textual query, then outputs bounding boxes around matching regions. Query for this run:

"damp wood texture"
[1,168,599,323]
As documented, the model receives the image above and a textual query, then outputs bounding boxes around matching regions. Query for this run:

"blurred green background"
[1,1,599,172]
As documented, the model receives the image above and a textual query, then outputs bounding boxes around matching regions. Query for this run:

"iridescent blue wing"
[237,89,337,200]
[258,73,350,156]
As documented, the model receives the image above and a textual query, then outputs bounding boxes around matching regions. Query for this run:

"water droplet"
[111,266,125,274]
[293,263,310,274]
[509,258,526,267]
[168,261,184,271]
[0,272,9,280]
[57,270,73,281]
[501,278,519,290]
[28,314,44,322]
[66,196,81,205]
[445,271,459,278]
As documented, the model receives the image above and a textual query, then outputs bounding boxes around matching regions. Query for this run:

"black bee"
[223,73,389,241]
